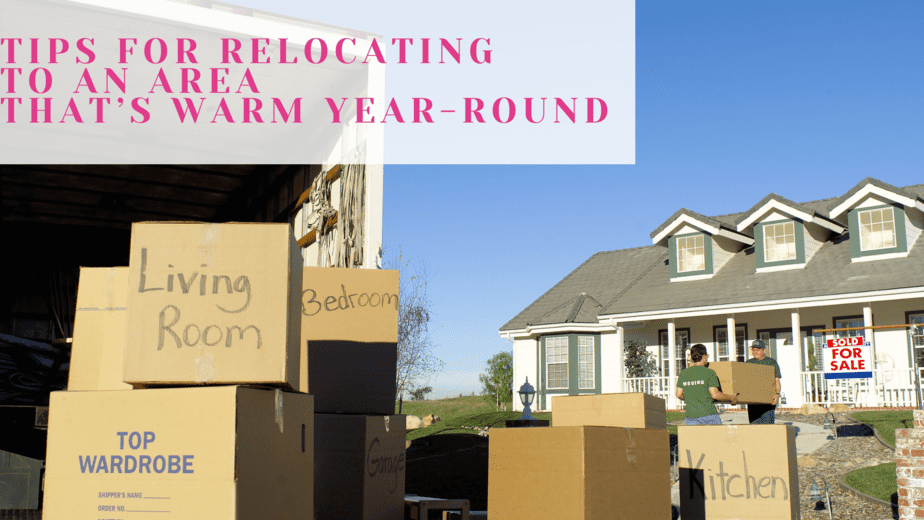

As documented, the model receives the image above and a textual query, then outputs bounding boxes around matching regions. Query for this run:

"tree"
[479,351,513,409]
[388,253,444,414]
[409,386,432,401]
[624,339,657,377]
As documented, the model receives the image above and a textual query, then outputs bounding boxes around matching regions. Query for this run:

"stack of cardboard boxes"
[43,222,406,520]
[488,393,671,519]
[303,267,406,520]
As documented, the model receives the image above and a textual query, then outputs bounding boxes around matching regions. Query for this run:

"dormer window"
[858,207,896,251]
[677,234,705,273]
[736,193,843,272]
[763,221,796,262]
[827,178,923,262]
[652,208,753,281]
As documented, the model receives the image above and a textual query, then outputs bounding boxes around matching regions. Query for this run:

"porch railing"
[623,376,684,409]
[623,368,924,409]
[800,368,922,408]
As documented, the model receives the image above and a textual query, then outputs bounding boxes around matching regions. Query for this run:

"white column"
[864,304,879,407]
[784,311,804,408]
[864,305,876,358]
[727,317,736,361]
[615,325,625,393]
[668,321,677,408]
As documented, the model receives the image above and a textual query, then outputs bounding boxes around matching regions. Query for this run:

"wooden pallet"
[404,495,470,520]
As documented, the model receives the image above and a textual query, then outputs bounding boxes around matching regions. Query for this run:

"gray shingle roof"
[502,181,924,332]
[827,177,924,215]
[500,246,666,331]
[649,208,730,240]
[529,293,604,326]
[601,230,924,315]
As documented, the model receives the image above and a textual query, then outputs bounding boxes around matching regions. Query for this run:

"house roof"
[828,177,924,219]
[650,208,727,241]
[501,181,924,332]
[500,246,666,331]
[530,293,604,326]
[735,192,845,234]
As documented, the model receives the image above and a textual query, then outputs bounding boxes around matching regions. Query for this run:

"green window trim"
[755,218,805,268]
[669,232,713,279]
[848,203,907,258]
[539,333,602,409]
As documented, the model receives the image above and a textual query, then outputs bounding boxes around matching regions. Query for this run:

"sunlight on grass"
[851,410,913,447]
[843,462,897,504]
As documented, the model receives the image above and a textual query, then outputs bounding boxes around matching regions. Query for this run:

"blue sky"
[381,2,924,397]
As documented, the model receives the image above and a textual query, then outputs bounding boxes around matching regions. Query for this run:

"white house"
[500,178,924,411]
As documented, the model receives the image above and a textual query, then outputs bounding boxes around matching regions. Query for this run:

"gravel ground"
[780,411,897,520]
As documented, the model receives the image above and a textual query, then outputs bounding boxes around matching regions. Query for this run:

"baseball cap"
[750,339,767,350]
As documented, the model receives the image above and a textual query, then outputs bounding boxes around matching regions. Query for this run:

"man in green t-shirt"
[676,344,738,425]
[746,339,782,424]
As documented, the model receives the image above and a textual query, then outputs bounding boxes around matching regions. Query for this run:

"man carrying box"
[675,344,738,425]
[746,339,782,424]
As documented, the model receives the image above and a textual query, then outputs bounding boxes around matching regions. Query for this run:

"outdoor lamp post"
[808,474,833,519]
[518,377,536,421]
[823,412,838,447]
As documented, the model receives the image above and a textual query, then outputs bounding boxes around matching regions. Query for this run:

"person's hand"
[730,393,739,405]
[772,393,779,406]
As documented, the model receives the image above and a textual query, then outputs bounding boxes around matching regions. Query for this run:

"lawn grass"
[666,411,685,435]
[842,410,915,505]
[395,395,508,424]
[851,410,913,447]
[399,397,688,440]
[843,462,897,504]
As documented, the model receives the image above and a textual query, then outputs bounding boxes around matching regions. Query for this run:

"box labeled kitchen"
[123,222,302,389]
[678,424,799,520]
[301,267,398,413]
[314,413,406,520]
[43,386,313,520]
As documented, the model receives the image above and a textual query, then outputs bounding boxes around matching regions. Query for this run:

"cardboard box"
[678,424,799,520]
[489,426,670,520]
[123,222,302,389]
[551,393,666,430]
[301,267,398,413]
[68,267,133,391]
[314,414,406,520]
[708,361,776,405]
[0,450,42,509]
[43,386,313,520]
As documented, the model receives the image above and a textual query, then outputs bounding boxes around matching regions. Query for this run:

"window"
[714,325,747,362]
[546,337,568,389]
[763,221,796,262]
[835,316,865,339]
[578,336,595,389]
[677,235,705,273]
[660,329,690,376]
[859,207,896,251]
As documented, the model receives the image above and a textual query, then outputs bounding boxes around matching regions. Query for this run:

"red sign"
[823,336,872,379]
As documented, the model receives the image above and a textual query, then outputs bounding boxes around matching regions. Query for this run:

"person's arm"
[676,387,685,401]
[709,387,738,405]
[772,378,781,405]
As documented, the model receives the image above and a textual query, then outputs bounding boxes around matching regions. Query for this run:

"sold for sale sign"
[823,336,872,379]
